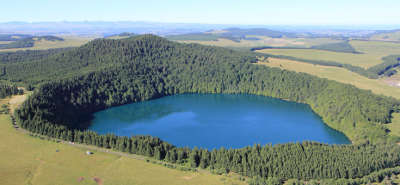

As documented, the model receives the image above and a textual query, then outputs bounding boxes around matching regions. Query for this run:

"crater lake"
[89,94,350,149]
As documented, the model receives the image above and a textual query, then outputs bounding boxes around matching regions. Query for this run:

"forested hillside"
[0,48,72,63]
[368,55,400,76]
[9,35,400,183]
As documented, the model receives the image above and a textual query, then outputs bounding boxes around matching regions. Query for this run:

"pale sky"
[1,0,399,25]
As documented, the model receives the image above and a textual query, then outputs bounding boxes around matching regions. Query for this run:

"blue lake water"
[89,94,350,149]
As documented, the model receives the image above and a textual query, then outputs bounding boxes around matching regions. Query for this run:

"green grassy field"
[177,36,341,49]
[0,36,94,52]
[386,113,400,138]
[350,40,400,59]
[257,58,400,99]
[256,40,400,68]
[0,96,246,185]
[370,31,400,41]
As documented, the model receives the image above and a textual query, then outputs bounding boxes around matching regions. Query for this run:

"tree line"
[0,48,72,64]
[249,165,400,185]
[368,55,400,77]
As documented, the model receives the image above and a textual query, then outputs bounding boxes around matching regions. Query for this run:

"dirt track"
[9,94,27,113]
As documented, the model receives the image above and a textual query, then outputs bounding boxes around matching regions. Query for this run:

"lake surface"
[89,94,350,149]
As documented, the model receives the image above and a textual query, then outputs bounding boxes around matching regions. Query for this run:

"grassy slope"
[257,49,377,69]
[387,113,400,138]
[0,96,245,185]
[177,36,341,49]
[350,40,400,56]
[256,40,400,68]
[382,71,400,87]
[257,58,400,99]
[0,36,93,52]
[370,31,400,41]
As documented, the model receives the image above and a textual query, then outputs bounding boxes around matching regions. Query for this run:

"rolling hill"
[0,36,64,49]
[370,30,400,41]
[166,27,300,42]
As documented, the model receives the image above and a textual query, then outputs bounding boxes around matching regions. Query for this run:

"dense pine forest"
[5,35,400,183]
[0,48,72,63]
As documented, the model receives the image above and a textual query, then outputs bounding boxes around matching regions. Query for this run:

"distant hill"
[0,36,64,49]
[369,29,400,41]
[165,33,220,41]
[220,27,298,38]
[0,34,32,41]
[166,28,299,42]
[104,32,137,39]
[0,21,233,36]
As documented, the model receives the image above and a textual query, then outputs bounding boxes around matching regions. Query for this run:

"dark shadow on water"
[96,102,182,123]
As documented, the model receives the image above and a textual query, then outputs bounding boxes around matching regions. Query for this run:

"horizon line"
[1,20,399,27]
